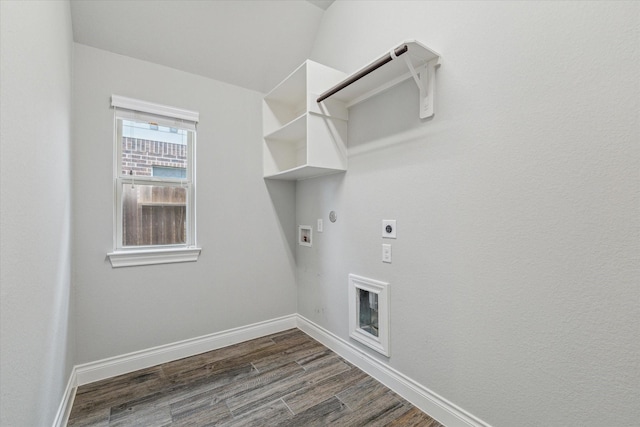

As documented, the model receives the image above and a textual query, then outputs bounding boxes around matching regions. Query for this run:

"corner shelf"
[263,60,348,181]
[262,41,441,180]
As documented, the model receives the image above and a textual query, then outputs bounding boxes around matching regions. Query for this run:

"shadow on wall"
[264,179,297,261]
[347,79,439,160]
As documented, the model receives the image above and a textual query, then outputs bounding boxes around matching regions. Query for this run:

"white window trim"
[108,95,201,268]
[111,95,199,123]
[107,247,201,268]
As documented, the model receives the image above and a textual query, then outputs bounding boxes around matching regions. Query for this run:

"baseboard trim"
[56,313,489,427]
[296,315,491,427]
[75,314,297,386]
[52,366,77,427]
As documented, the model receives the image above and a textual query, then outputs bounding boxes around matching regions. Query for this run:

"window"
[107,95,200,267]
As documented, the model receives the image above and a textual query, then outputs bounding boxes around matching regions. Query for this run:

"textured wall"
[0,1,74,425]
[73,44,297,364]
[297,1,640,426]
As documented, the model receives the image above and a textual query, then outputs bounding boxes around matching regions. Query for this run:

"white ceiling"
[70,0,333,94]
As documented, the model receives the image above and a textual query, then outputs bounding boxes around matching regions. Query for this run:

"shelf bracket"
[399,54,440,119]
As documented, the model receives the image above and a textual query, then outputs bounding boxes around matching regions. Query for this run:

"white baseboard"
[55,313,489,427]
[296,315,491,427]
[52,367,77,427]
[75,314,297,386]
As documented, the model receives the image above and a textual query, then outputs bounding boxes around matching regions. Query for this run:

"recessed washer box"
[298,225,312,247]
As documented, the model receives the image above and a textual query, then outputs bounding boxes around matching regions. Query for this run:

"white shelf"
[263,63,307,136]
[262,41,440,180]
[319,40,441,118]
[263,60,348,180]
[264,113,306,142]
[264,164,346,181]
[264,137,307,175]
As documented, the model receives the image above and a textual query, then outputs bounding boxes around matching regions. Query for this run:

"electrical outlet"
[382,220,396,239]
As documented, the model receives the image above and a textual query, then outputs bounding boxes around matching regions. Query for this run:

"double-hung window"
[107,95,200,267]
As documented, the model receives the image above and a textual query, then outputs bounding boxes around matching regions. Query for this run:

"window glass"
[114,112,195,250]
[121,119,188,178]
[152,166,187,178]
[121,183,187,247]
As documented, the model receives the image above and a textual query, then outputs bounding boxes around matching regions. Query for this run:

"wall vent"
[348,274,390,356]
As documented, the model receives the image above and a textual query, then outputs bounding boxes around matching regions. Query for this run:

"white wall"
[73,44,297,363]
[0,1,74,426]
[298,1,640,426]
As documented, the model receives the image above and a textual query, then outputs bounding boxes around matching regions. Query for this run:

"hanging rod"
[316,44,409,104]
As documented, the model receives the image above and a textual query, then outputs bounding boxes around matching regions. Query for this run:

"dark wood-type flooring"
[68,328,444,426]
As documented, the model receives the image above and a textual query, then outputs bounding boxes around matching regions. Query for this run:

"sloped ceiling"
[70,0,332,93]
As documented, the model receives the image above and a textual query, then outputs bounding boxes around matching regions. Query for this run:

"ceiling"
[70,0,334,94]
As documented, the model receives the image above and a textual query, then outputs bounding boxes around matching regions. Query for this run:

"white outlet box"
[317,219,323,233]
[382,220,396,239]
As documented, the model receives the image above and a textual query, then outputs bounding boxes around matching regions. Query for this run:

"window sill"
[107,247,201,268]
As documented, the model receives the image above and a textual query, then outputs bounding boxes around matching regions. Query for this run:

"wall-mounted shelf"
[263,60,348,181]
[317,40,441,119]
[263,41,441,180]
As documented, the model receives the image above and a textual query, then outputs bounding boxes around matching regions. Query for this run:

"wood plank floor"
[68,328,444,426]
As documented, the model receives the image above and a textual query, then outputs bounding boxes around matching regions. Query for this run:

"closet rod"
[316,44,409,103]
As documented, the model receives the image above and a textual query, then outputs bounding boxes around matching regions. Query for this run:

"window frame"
[107,95,201,267]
